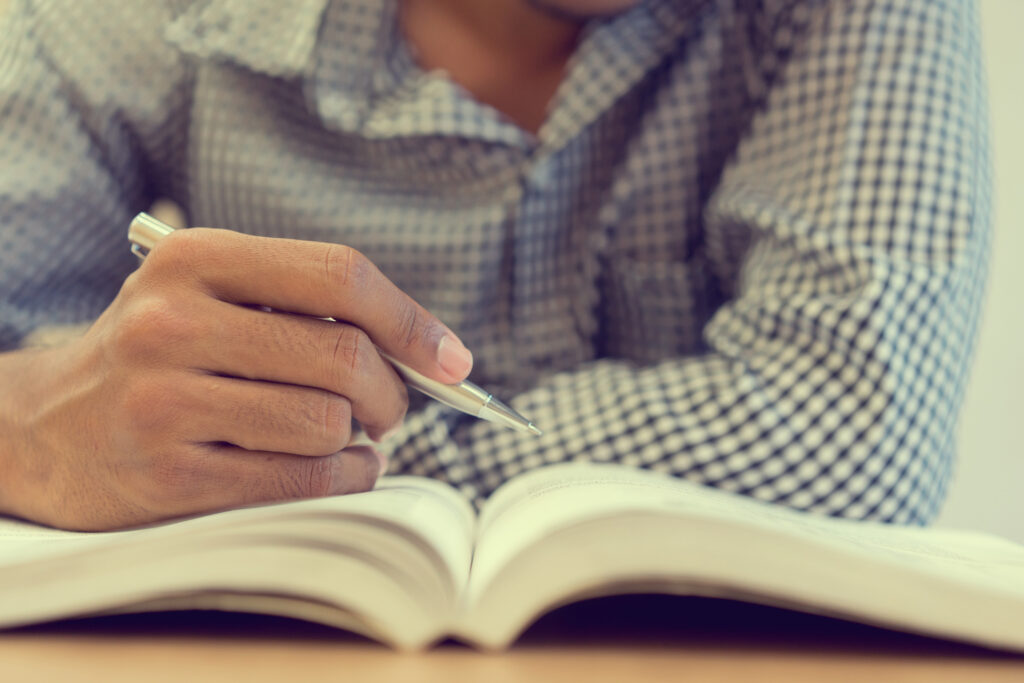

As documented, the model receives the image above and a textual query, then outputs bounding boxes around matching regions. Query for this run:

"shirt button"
[527,157,556,190]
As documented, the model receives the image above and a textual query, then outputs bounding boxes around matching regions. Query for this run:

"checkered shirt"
[0,0,991,522]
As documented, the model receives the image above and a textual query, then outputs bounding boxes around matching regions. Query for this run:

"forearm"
[389,274,979,525]
[0,345,66,522]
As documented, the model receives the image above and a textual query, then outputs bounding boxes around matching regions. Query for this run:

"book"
[1,462,1022,651]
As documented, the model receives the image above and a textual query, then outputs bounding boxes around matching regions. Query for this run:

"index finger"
[144,227,474,384]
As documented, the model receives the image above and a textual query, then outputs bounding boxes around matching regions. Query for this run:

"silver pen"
[127,212,542,436]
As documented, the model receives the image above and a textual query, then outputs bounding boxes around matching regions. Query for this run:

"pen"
[127,212,543,436]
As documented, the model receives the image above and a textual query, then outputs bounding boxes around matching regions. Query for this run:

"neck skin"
[400,0,585,134]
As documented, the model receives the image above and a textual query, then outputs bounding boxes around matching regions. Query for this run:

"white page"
[0,475,474,578]
[463,463,1024,650]
[470,463,1024,600]
[0,476,476,645]
[469,463,753,600]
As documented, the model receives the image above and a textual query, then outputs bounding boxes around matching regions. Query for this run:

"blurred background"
[937,0,1024,542]
[0,0,1020,539]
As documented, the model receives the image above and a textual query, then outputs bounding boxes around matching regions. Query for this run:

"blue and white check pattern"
[0,0,990,523]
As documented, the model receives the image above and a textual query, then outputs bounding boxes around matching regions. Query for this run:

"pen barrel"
[382,354,492,417]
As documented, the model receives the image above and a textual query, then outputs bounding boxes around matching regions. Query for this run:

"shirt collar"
[540,0,712,152]
[165,0,710,148]
[165,0,332,78]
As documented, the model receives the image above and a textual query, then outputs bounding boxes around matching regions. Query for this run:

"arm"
[388,0,990,524]
[0,1,473,530]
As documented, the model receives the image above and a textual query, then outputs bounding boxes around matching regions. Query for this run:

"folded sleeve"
[387,0,991,524]
[0,0,191,350]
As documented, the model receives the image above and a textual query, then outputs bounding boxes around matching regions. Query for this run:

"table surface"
[1,596,1021,682]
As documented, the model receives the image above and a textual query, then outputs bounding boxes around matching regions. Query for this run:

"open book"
[1,463,1023,651]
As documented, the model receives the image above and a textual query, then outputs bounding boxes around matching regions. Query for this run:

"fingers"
[143,228,473,383]
[194,305,408,442]
[137,445,385,519]
[182,375,357,455]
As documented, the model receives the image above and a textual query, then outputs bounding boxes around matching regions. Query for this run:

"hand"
[0,228,473,531]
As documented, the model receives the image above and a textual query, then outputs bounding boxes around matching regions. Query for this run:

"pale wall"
[937,0,1024,541]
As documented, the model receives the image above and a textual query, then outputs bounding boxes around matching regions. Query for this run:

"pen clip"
[128,212,178,260]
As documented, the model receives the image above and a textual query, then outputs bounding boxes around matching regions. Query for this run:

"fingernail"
[436,334,473,380]
[374,449,389,478]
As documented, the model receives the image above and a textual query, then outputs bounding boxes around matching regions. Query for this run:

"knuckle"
[149,453,198,490]
[327,325,368,378]
[121,377,183,435]
[392,302,426,352]
[300,456,336,498]
[143,450,202,510]
[118,269,145,300]
[317,394,352,452]
[112,296,200,359]
[143,228,208,280]
[323,243,366,291]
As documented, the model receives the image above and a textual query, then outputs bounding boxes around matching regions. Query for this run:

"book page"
[470,463,1024,596]
[467,462,753,598]
[0,476,475,583]
[0,476,475,649]
[460,463,1024,651]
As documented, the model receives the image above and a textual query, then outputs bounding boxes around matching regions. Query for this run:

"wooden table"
[1,596,1021,682]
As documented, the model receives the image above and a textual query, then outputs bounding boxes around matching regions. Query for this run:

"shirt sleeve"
[386,0,991,524]
[0,0,191,350]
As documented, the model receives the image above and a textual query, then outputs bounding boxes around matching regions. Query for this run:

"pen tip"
[527,423,543,436]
